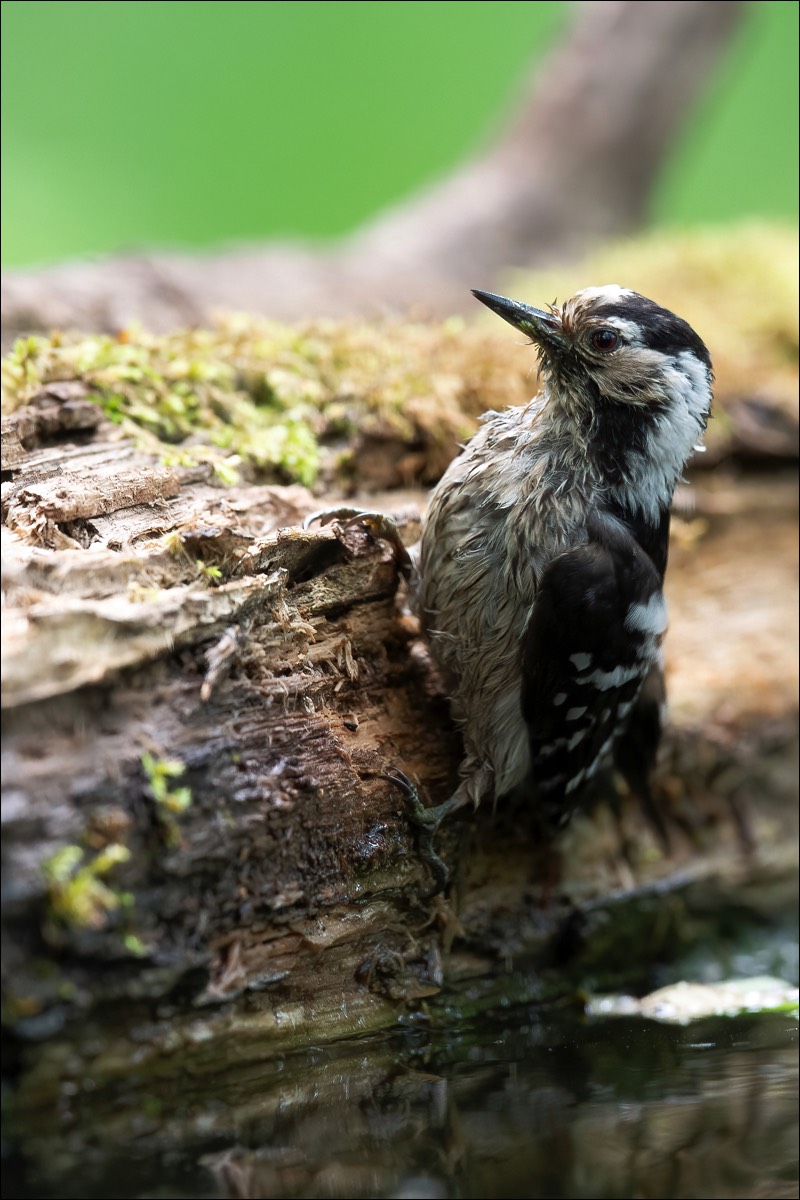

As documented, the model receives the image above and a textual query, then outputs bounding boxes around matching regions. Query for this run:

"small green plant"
[196,560,223,583]
[123,932,148,957]
[158,529,189,559]
[141,751,192,814]
[42,843,131,930]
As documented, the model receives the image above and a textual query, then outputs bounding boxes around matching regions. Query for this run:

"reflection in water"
[6,1012,797,1199]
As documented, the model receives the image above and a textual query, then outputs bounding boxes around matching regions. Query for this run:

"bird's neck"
[535,388,698,527]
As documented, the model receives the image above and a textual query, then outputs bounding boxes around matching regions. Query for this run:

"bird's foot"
[634,781,672,857]
[590,772,672,866]
[304,507,412,579]
[384,768,463,897]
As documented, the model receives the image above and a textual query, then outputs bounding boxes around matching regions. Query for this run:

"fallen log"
[1,317,797,1112]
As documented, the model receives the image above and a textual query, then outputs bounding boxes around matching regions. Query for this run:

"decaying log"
[0,1,743,337]
[2,350,797,1111]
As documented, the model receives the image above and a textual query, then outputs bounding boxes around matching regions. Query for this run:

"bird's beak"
[471,289,565,350]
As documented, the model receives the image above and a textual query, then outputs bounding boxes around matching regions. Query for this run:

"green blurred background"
[1,0,797,270]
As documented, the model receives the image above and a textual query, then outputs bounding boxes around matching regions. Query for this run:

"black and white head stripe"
[587,290,712,370]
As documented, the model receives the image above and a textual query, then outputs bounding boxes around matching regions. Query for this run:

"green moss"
[0,323,326,485]
[42,843,131,931]
[1,223,795,486]
[0,309,518,488]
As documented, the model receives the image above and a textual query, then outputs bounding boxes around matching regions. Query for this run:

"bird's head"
[472,285,712,435]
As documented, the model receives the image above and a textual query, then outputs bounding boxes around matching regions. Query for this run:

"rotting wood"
[1,374,797,1112]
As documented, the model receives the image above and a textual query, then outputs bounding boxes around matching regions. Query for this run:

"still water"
[6,1008,797,1199]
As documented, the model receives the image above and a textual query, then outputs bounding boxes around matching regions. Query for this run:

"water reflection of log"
[7,1014,797,1199]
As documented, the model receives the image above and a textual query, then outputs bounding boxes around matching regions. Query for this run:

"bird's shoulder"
[423,402,546,527]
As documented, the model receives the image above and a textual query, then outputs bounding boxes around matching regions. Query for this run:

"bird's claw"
[303,506,370,531]
[303,508,412,579]
[384,768,451,896]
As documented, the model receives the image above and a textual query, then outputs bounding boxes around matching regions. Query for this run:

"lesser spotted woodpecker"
[409,285,713,886]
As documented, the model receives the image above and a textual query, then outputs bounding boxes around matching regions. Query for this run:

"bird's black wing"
[519,514,665,833]
[619,502,671,582]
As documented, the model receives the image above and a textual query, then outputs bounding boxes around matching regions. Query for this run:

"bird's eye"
[590,328,619,352]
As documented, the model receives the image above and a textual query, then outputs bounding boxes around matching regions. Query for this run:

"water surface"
[6,1007,797,1199]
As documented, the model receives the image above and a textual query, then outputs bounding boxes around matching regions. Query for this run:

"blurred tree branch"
[1,0,742,338]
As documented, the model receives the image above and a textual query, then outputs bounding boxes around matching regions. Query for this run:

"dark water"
[5,1008,798,1200]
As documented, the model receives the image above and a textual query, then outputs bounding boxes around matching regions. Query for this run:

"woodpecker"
[308,286,712,891]
[406,285,712,886]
